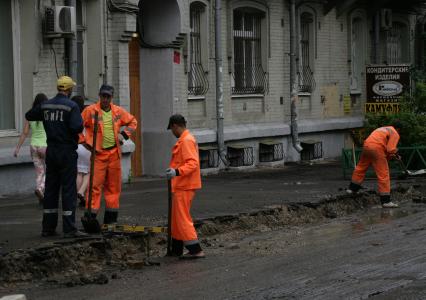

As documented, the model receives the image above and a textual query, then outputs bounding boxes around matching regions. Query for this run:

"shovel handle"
[87,112,99,214]
[167,179,172,256]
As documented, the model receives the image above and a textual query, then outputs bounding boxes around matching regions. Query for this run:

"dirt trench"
[0,184,424,288]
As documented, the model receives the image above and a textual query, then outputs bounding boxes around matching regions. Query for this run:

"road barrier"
[341,146,426,179]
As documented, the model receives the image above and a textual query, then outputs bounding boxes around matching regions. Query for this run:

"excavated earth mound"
[1,184,425,288]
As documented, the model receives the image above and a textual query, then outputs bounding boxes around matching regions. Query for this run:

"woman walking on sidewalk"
[14,93,48,203]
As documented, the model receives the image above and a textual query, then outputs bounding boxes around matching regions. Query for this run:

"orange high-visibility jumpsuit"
[351,126,400,196]
[81,102,137,223]
[169,129,202,244]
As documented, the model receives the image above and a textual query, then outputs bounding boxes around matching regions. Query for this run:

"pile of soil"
[1,184,424,288]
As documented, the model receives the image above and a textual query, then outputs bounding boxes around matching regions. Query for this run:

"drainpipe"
[374,11,380,64]
[215,0,229,166]
[66,0,77,84]
[289,0,303,153]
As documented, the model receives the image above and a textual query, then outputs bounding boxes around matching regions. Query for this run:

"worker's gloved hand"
[389,153,402,161]
[118,131,129,145]
[166,168,178,179]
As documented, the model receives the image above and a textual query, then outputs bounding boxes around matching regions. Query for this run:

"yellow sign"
[365,103,400,114]
[343,95,351,114]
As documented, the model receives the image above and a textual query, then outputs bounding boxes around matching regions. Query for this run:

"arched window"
[298,9,316,93]
[188,1,209,96]
[231,6,268,95]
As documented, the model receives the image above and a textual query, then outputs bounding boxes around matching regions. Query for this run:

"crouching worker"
[347,121,403,208]
[166,114,205,259]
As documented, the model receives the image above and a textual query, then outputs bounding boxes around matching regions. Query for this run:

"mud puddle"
[1,184,425,289]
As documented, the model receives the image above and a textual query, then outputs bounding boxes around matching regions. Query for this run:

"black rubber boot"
[185,243,203,255]
[103,211,118,224]
[348,182,362,193]
[380,195,391,205]
[171,239,184,256]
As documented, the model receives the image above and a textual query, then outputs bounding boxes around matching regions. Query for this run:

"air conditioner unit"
[380,9,392,30]
[45,6,76,36]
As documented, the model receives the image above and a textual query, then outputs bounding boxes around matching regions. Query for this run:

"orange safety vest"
[81,102,137,155]
[364,126,400,155]
[169,129,202,191]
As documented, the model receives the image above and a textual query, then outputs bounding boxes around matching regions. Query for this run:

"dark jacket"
[25,93,83,149]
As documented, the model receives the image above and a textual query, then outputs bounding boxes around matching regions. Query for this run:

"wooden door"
[129,37,142,176]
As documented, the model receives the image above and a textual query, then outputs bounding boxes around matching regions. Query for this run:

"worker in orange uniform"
[166,114,205,259]
[81,84,137,224]
[347,121,403,208]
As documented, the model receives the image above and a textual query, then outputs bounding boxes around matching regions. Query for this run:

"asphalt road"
[0,161,417,252]
[17,201,426,299]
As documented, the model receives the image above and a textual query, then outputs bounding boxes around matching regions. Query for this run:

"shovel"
[81,111,101,234]
[166,179,172,256]
[397,158,426,176]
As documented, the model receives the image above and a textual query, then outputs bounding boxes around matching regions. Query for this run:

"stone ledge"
[192,116,364,144]
[0,146,32,166]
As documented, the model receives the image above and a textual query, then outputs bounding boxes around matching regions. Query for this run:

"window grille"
[259,142,284,162]
[299,12,316,93]
[227,145,254,167]
[189,3,209,96]
[386,22,409,64]
[232,9,267,95]
[301,141,323,161]
[199,146,219,169]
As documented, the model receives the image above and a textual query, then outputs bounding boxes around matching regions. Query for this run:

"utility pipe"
[215,0,229,166]
[289,0,303,153]
[66,0,78,85]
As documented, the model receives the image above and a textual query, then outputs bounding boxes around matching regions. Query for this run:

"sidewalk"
[0,160,417,253]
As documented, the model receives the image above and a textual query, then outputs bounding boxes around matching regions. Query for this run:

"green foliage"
[364,113,426,146]
[360,67,426,146]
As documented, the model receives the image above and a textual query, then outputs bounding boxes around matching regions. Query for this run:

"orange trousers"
[351,144,390,195]
[171,190,198,242]
[87,147,121,213]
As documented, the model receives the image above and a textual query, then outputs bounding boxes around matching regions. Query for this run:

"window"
[0,0,16,131]
[298,11,316,93]
[350,13,367,93]
[386,22,410,64]
[188,2,209,96]
[232,8,267,95]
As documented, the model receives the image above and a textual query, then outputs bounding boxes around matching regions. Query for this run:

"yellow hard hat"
[57,76,76,91]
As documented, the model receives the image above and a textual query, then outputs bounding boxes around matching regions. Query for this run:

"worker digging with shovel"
[346,120,403,208]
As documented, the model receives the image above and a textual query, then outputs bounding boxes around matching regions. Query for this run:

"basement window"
[259,141,284,162]
[199,146,219,169]
[301,140,323,161]
[227,145,254,167]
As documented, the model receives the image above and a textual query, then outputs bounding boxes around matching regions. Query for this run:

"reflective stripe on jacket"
[81,102,137,155]
[169,129,202,191]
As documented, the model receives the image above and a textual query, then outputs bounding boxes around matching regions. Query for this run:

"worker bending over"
[347,121,403,208]
[166,114,205,259]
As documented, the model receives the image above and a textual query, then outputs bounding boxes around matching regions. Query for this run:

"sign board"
[343,95,351,114]
[365,65,410,113]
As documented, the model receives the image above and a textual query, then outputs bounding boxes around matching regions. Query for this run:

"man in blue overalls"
[26,76,87,238]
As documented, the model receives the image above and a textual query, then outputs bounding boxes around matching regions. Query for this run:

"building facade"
[139,0,423,175]
[0,0,424,194]
[0,0,139,194]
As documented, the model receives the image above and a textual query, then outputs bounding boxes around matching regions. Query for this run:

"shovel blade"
[81,215,101,234]
[408,169,426,176]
